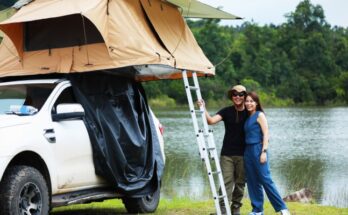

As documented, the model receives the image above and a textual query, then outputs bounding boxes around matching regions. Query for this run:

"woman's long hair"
[246,91,264,113]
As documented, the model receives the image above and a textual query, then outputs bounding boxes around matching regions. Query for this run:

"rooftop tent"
[0,0,241,81]
[0,0,174,79]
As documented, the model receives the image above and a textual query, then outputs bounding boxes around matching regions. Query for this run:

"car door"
[48,85,104,190]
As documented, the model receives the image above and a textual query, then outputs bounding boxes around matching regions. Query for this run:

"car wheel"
[122,185,160,213]
[0,165,49,215]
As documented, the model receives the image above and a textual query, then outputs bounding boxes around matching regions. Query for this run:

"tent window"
[24,14,104,51]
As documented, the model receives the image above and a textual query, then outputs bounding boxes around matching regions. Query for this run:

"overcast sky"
[200,0,348,27]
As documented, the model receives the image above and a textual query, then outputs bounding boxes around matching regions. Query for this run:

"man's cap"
[227,84,246,98]
[232,85,246,92]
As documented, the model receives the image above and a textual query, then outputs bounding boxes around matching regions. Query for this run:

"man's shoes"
[209,212,226,215]
[248,212,264,215]
[209,208,226,215]
[280,209,291,215]
[232,207,241,215]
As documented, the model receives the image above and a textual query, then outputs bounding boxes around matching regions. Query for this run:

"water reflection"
[154,108,348,208]
[277,157,325,201]
[161,151,211,200]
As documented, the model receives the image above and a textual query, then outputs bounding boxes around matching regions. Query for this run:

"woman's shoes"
[280,209,291,215]
[248,212,264,215]
[247,209,290,215]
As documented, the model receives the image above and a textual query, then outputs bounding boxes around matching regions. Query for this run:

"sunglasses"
[232,92,246,97]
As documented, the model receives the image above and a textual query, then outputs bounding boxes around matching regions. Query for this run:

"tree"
[285,0,328,33]
[0,0,17,7]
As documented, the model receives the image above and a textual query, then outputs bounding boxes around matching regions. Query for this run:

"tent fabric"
[2,0,100,23]
[0,22,23,58]
[106,0,174,68]
[140,0,214,75]
[0,0,215,80]
[167,0,242,19]
[68,71,164,196]
[0,36,22,76]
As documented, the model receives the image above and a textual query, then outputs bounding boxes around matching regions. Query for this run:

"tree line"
[143,0,348,106]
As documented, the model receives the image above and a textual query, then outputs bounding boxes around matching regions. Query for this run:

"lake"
[155,107,348,208]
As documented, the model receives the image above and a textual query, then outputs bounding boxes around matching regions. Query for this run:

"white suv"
[0,79,165,215]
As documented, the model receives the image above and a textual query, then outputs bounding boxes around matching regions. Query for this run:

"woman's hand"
[260,152,267,164]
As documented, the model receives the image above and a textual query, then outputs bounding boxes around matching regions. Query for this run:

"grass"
[51,198,348,215]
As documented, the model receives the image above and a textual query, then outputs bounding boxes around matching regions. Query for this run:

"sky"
[199,0,348,27]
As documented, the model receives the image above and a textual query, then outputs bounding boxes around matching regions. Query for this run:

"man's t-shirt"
[217,106,248,156]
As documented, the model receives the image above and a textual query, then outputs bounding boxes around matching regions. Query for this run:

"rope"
[214,47,234,68]
[81,14,92,66]
[171,0,192,55]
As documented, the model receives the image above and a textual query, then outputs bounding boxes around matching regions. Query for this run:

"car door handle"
[43,129,56,143]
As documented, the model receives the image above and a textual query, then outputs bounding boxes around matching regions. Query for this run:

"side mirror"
[52,104,85,122]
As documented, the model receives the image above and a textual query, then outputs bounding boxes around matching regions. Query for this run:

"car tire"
[0,165,49,215]
[122,185,161,213]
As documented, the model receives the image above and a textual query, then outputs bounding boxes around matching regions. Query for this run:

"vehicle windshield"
[0,83,57,116]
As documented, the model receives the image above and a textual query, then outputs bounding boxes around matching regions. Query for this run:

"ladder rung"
[214,195,226,200]
[207,147,216,151]
[208,171,221,175]
[218,195,226,199]
[185,85,199,90]
[192,109,204,114]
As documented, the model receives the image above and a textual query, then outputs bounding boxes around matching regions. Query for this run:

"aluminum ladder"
[182,70,231,215]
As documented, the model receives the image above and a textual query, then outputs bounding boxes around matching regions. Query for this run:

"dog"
[283,188,313,203]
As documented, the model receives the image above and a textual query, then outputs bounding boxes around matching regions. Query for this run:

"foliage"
[144,0,348,107]
[148,95,176,108]
[0,0,17,7]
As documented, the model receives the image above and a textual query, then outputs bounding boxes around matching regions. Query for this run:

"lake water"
[155,107,348,208]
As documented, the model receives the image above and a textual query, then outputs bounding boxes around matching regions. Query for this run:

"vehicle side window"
[51,87,77,114]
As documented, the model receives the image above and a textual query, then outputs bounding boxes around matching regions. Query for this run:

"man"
[198,85,247,215]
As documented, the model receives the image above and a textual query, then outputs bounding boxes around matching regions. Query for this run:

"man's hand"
[197,99,205,108]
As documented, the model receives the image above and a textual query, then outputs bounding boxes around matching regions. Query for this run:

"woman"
[244,92,290,215]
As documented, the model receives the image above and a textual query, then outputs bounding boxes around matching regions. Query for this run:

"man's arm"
[197,99,222,125]
[205,111,222,125]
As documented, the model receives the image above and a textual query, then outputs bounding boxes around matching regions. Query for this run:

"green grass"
[51,198,348,215]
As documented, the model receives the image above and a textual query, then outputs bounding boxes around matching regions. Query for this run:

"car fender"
[0,123,59,193]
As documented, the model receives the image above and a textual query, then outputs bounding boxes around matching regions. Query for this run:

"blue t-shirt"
[244,111,263,145]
